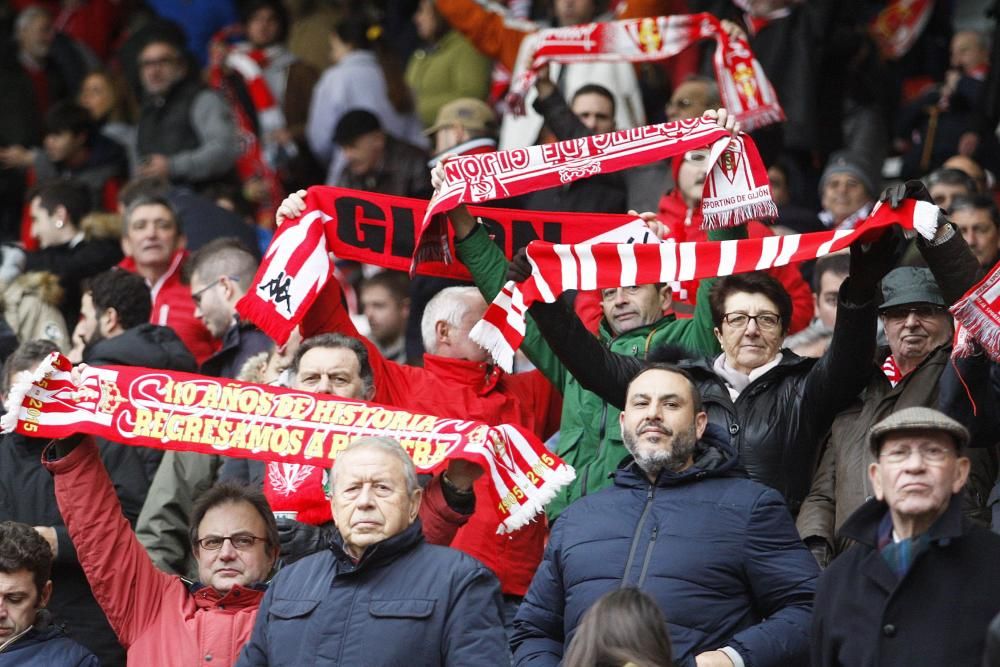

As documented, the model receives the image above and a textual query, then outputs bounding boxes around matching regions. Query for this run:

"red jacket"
[119,251,218,365]
[46,439,262,667]
[657,188,814,334]
[303,280,563,595]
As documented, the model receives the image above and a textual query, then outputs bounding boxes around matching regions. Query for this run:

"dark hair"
[86,269,152,330]
[334,14,413,114]
[564,588,674,667]
[185,237,258,289]
[709,272,793,335]
[571,83,616,117]
[950,194,1000,229]
[360,270,410,303]
[333,109,382,147]
[0,521,54,596]
[290,333,374,398]
[81,69,133,124]
[627,361,703,414]
[44,100,94,138]
[189,482,279,559]
[811,253,851,294]
[32,179,92,227]
[0,340,60,396]
[925,167,977,193]
[242,0,289,43]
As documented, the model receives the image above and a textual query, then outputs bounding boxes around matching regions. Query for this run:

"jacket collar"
[422,354,502,395]
[330,520,425,573]
[187,582,267,610]
[612,422,743,489]
[598,313,676,348]
[838,492,967,548]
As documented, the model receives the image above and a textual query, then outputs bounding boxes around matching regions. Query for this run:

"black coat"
[24,236,124,327]
[812,495,1000,667]
[200,320,273,379]
[512,426,818,667]
[236,520,507,666]
[0,611,98,666]
[527,276,877,515]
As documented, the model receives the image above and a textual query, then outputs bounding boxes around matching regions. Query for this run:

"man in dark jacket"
[811,407,1000,667]
[0,521,97,666]
[512,364,818,667]
[236,436,507,666]
[333,109,432,199]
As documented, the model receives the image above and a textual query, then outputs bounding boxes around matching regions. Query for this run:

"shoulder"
[270,549,337,590]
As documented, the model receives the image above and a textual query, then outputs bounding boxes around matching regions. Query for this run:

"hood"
[84,324,197,372]
[613,421,745,489]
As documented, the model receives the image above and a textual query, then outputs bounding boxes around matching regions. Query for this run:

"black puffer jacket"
[527,277,878,515]
[0,610,98,666]
[84,323,197,372]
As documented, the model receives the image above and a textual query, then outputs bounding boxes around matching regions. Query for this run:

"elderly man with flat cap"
[811,407,1000,667]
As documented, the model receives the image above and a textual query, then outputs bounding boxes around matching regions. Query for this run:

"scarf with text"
[950,261,1000,361]
[419,117,774,269]
[870,0,934,60]
[1,354,574,533]
[471,200,940,371]
[506,14,784,132]
[235,187,657,345]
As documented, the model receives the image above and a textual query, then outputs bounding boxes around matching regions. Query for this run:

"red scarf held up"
[951,261,1000,362]
[506,13,784,132]
[870,0,934,61]
[1,354,575,533]
[470,200,940,371]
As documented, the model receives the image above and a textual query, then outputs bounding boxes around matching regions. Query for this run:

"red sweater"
[303,279,563,595]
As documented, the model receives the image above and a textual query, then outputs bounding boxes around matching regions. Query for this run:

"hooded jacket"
[84,323,197,372]
[0,610,98,666]
[3,271,70,352]
[512,425,818,667]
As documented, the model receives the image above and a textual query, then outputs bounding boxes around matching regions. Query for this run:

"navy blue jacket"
[236,519,507,666]
[0,613,98,666]
[512,426,818,667]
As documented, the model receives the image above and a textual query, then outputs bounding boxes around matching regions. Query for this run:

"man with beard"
[512,364,818,667]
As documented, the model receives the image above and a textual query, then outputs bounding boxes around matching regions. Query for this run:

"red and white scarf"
[1,354,574,533]
[882,354,904,386]
[418,117,775,268]
[951,261,1000,362]
[471,200,939,371]
[870,0,934,61]
[506,13,784,132]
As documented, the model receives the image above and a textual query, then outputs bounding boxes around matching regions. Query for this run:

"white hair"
[331,436,419,494]
[15,6,50,36]
[420,286,483,354]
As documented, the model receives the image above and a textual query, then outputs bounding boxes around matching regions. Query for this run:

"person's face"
[881,303,952,366]
[331,447,422,559]
[342,132,385,176]
[714,291,785,374]
[263,327,302,382]
[138,42,186,97]
[433,124,464,154]
[0,569,50,642]
[361,284,408,347]
[121,204,184,270]
[767,166,790,207]
[553,0,597,26]
[665,81,712,121]
[73,292,107,350]
[952,207,1000,268]
[293,346,369,399]
[677,148,709,206]
[951,32,988,74]
[815,269,846,328]
[821,172,871,223]
[246,6,282,48]
[619,368,707,477]
[413,0,441,42]
[17,14,54,61]
[43,130,85,164]
[79,73,116,121]
[600,284,670,336]
[928,182,970,214]
[436,296,491,362]
[190,272,236,340]
[943,156,987,192]
[194,501,275,592]
[870,431,969,530]
[570,92,615,134]
[28,197,65,248]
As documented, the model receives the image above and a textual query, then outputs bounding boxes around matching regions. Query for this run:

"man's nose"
[315,376,333,395]
[218,539,239,559]
[356,485,376,508]
[904,311,922,327]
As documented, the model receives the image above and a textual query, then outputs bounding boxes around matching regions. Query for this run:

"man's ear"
[868,462,885,501]
[434,320,449,348]
[409,487,423,522]
[38,580,53,609]
[694,410,708,440]
[713,327,723,347]
[101,306,120,335]
[658,284,672,313]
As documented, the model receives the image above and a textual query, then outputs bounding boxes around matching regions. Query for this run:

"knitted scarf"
[471,199,940,371]
[506,13,784,132]
[1,354,575,533]
[870,0,934,60]
[951,261,1000,361]
[418,116,775,268]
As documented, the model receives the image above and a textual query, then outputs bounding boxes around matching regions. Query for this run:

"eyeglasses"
[722,312,781,331]
[191,275,239,306]
[881,305,947,322]
[879,444,956,465]
[195,534,268,551]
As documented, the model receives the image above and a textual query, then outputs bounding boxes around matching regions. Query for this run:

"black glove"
[848,224,906,291]
[276,518,330,564]
[878,180,935,209]
[506,248,533,283]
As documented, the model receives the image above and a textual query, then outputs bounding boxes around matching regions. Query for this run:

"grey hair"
[331,436,420,494]
[420,286,482,354]
[122,194,184,236]
[15,6,49,36]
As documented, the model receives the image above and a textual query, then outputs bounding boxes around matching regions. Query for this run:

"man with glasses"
[811,407,1000,666]
[798,188,984,564]
[41,429,280,666]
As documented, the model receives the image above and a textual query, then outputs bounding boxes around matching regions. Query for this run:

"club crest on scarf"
[268,462,315,496]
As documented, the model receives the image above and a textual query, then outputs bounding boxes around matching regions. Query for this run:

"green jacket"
[456,224,733,518]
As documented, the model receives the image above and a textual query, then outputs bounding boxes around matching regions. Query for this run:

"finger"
[702,108,719,120]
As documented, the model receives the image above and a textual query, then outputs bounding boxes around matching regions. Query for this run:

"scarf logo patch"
[260,271,293,314]
[268,462,315,496]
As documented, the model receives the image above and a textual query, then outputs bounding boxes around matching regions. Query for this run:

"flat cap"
[869,406,970,454]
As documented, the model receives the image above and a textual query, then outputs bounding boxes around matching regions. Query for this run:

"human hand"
[138,154,170,179]
[0,145,36,169]
[276,517,328,564]
[430,155,455,191]
[878,180,934,209]
[628,209,669,241]
[506,248,532,283]
[275,189,307,227]
[703,108,740,135]
[34,526,58,558]
[534,64,556,100]
[695,650,735,667]
[719,19,748,42]
[444,459,483,492]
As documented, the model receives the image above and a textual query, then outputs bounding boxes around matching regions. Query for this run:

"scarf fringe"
[470,319,518,374]
[701,200,779,231]
[1,352,60,433]
[735,106,786,133]
[498,464,576,534]
[951,296,1000,362]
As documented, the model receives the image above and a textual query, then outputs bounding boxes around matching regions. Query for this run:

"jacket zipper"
[636,525,659,587]
[621,485,655,587]
[580,401,609,497]
[0,625,32,653]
